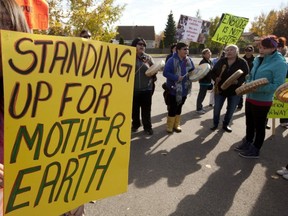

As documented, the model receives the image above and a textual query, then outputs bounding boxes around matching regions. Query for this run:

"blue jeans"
[213,94,240,127]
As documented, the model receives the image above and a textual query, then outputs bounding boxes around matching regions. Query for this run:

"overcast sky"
[114,0,287,34]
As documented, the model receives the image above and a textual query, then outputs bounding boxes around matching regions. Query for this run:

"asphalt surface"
[85,57,288,216]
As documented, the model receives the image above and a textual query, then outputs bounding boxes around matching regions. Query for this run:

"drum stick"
[272,119,276,136]
[215,64,226,94]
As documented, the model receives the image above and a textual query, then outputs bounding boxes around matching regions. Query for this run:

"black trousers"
[168,94,187,117]
[196,85,209,111]
[132,90,152,130]
[245,101,271,149]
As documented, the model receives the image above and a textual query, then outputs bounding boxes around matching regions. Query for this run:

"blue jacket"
[246,51,287,102]
[163,53,195,96]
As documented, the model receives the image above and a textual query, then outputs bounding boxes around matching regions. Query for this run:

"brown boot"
[174,115,182,132]
[166,116,175,133]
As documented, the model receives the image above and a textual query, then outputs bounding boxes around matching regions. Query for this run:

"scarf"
[174,57,192,105]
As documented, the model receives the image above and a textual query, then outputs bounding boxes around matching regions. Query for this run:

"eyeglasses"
[137,42,145,47]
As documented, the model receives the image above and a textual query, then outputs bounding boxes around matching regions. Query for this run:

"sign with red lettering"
[15,0,49,30]
[175,15,211,44]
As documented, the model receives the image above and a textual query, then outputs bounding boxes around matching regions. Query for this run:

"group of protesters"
[1,2,288,216]
[131,36,288,180]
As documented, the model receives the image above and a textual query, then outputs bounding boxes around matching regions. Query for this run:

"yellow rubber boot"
[166,116,175,133]
[174,115,182,132]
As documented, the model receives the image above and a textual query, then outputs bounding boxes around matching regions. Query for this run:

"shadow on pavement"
[169,146,257,216]
[129,113,224,188]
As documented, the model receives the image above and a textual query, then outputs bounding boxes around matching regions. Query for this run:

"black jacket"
[211,57,249,96]
[199,58,213,84]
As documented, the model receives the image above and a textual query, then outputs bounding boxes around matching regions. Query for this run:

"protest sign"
[1,30,135,216]
[175,15,211,44]
[15,0,49,30]
[268,79,288,118]
[212,13,249,45]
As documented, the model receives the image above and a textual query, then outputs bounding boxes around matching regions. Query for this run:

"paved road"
[85,57,288,216]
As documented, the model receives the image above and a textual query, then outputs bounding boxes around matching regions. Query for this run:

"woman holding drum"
[236,36,287,159]
[131,37,155,135]
[210,44,249,133]
[196,48,213,114]
[163,42,195,133]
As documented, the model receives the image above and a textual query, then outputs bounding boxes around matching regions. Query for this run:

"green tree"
[163,11,177,48]
[265,10,278,35]
[36,0,125,41]
[204,16,224,54]
[68,0,125,42]
[34,0,70,35]
[273,6,288,39]
[250,10,277,37]
[250,12,266,36]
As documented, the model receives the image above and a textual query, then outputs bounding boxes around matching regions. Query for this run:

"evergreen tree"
[163,11,177,48]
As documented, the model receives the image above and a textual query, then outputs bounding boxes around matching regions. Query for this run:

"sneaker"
[222,125,232,133]
[283,174,288,180]
[196,110,206,115]
[131,127,139,132]
[265,124,271,130]
[239,145,259,159]
[276,167,288,176]
[280,123,288,129]
[144,128,153,135]
[209,104,214,107]
[234,139,252,152]
[210,125,218,131]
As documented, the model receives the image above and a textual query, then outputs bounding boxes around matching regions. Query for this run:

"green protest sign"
[212,13,249,45]
[268,80,288,118]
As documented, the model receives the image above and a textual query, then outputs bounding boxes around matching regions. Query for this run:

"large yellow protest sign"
[268,79,288,118]
[1,30,135,216]
[212,13,249,45]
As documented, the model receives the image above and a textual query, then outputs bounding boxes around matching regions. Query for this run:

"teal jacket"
[246,51,287,102]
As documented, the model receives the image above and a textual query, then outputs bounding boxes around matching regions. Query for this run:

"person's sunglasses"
[137,42,145,47]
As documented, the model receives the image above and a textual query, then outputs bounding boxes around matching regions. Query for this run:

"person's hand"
[178,76,184,82]
[233,80,238,85]
[0,163,4,188]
